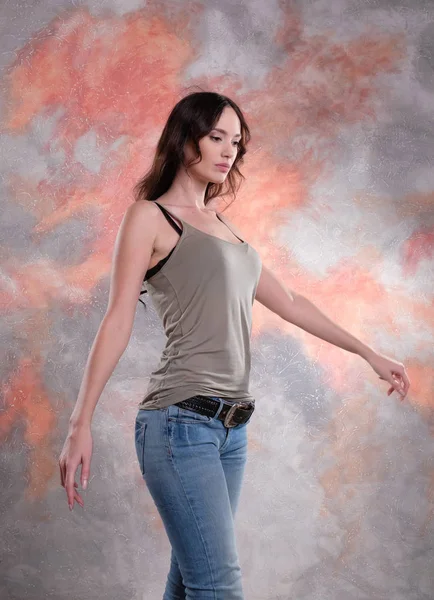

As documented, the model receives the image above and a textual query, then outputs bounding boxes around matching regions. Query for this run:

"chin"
[207,175,226,184]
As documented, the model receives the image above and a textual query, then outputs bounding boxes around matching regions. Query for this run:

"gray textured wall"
[1,1,433,599]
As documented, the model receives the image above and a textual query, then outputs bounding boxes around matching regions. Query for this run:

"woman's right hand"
[58,423,93,510]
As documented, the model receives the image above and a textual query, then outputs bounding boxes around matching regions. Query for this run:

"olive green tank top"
[137,201,262,410]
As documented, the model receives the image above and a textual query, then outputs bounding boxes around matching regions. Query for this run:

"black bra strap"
[139,203,182,306]
[154,202,183,235]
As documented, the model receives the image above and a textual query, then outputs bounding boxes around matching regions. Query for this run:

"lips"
[216,164,230,169]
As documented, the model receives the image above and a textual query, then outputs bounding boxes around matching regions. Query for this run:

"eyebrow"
[213,128,242,138]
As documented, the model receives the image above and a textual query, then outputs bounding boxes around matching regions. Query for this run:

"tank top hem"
[138,386,255,411]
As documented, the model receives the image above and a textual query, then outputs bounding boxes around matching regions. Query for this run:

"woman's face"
[184,107,241,183]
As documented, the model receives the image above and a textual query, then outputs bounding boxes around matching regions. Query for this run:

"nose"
[223,144,236,162]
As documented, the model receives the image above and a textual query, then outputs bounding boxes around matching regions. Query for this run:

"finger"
[401,370,411,394]
[67,485,84,510]
[59,462,65,487]
[69,493,84,509]
[81,459,90,491]
[393,371,404,385]
[390,380,405,399]
[394,367,409,388]
[68,481,84,500]
[73,484,84,508]
[394,373,409,397]
[65,467,78,508]
[61,462,68,489]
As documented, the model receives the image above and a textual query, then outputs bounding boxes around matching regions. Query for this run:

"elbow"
[101,310,135,343]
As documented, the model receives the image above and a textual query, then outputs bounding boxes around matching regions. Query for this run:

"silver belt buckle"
[224,402,251,428]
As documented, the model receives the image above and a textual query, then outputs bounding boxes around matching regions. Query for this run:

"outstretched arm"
[255,264,371,358]
[255,264,410,400]
[217,211,411,400]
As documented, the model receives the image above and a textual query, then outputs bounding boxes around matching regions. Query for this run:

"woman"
[59,91,410,600]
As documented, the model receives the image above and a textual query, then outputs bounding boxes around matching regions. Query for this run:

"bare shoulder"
[119,200,162,250]
[126,199,160,220]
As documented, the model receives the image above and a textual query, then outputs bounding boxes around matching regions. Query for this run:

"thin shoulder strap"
[139,202,182,307]
[154,202,183,235]
[215,212,244,243]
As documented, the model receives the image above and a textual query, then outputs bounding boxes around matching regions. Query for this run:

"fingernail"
[83,480,87,490]
[69,503,72,511]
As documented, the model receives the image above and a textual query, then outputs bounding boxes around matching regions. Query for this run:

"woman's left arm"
[216,212,411,401]
[255,264,411,401]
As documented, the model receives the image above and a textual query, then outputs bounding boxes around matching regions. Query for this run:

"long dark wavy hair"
[134,90,251,309]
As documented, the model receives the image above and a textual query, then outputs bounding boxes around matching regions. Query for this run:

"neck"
[162,167,209,211]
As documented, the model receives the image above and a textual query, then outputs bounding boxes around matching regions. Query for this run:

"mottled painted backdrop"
[1,1,433,599]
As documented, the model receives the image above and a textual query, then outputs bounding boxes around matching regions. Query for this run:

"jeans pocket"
[135,420,147,476]
[167,404,212,424]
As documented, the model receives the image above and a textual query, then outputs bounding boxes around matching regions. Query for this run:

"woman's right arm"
[59,200,159,510]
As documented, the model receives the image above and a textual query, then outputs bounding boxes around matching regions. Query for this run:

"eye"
[210,136,240,146]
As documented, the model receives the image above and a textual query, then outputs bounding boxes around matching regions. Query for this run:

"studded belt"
[174,395,255,428]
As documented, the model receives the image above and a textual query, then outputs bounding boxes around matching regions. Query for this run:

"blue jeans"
[134,398,253,600]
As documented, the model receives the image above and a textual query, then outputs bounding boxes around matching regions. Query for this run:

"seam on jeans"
[163,408,172,459]
[167,431,217,596]
[140,423,147,475]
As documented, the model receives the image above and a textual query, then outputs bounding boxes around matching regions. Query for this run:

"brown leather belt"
[174,395,255,428]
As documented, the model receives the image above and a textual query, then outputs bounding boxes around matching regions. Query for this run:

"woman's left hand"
[366,351,410,401]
